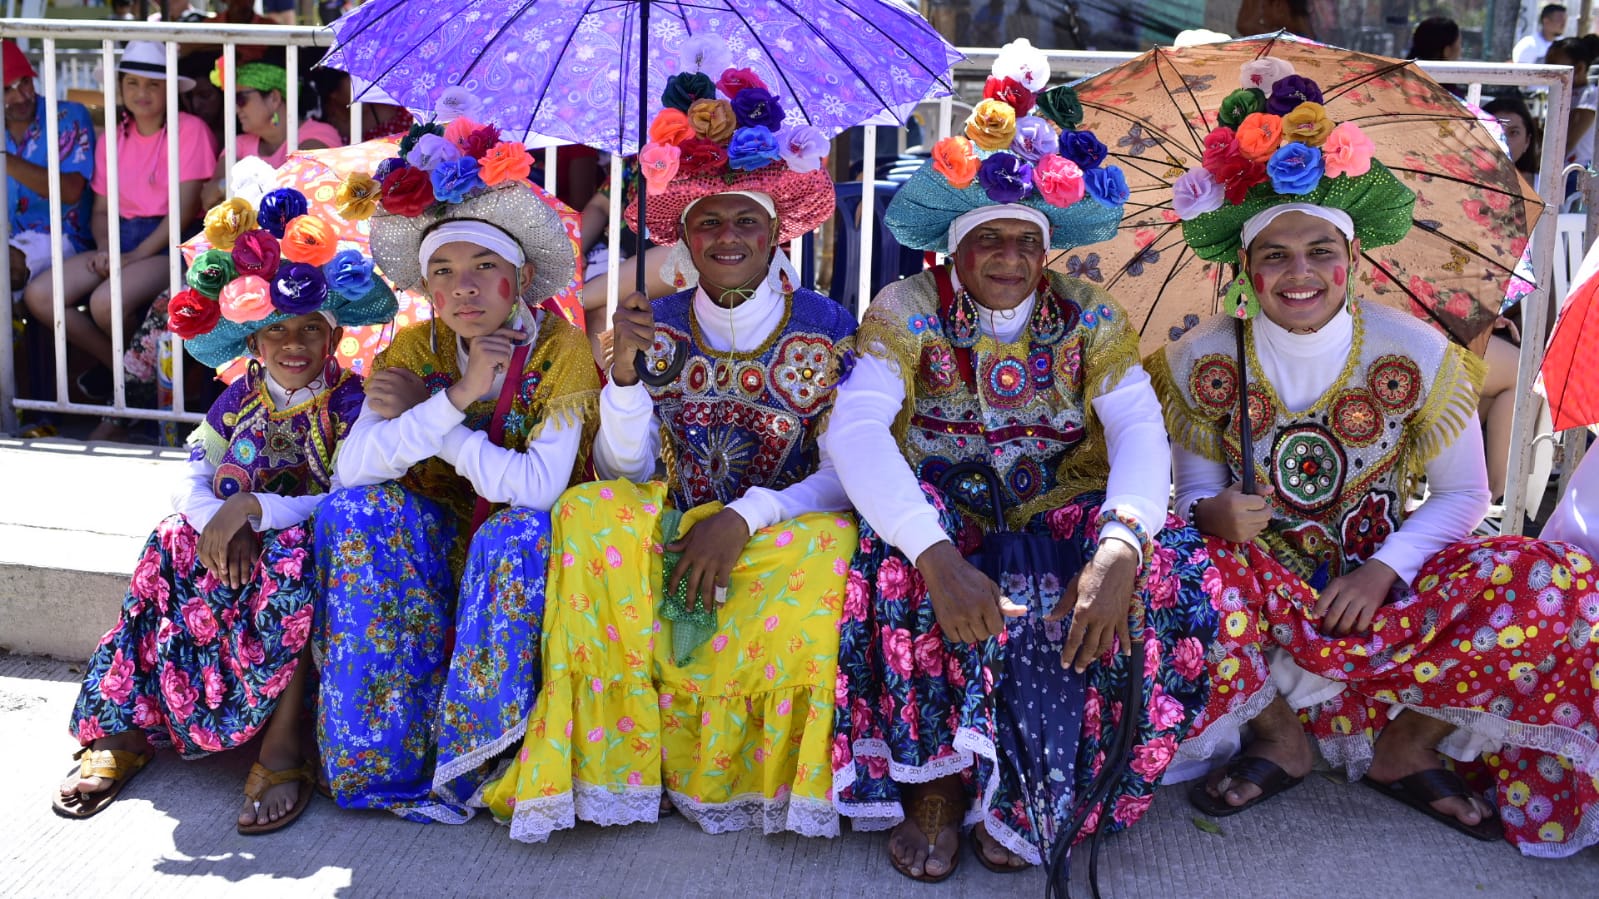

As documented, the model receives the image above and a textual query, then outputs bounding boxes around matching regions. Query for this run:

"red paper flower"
[380,165,435,217]
[983,76,1035,117]
[677,137,729,176]
[168,288,221,339]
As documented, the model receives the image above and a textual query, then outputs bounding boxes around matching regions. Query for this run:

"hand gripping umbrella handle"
[632,344,687,388]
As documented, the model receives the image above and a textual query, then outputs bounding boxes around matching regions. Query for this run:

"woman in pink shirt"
[200,60,341,208]
[22,41,217,382]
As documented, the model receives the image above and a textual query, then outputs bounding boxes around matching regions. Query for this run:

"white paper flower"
[993,38,1050,92]
[433,86,480,123]
[1238,58,1295,95]
[679,34,731,76]
[777,125,829,172]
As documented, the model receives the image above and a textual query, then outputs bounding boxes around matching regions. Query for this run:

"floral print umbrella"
[1065,32,1542,357]
[182,138,585,381]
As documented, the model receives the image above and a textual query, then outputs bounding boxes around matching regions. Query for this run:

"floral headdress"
[333,90,577,303]
[175,193,398,369]
[1173,57,1416,315]
[626,35,835,247]
[884,39,1129,253]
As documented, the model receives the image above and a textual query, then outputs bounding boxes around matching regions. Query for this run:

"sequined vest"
[1151,301,1483,582]
[187,359,365,501]
[372,311,600,531]
[854,267,1140,530]
[639,286,856,511]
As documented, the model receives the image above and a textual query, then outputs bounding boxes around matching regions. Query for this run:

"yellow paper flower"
[1280,102,1335,147]
[202,198,257,251]
[687,98,736,143]
[965,98,1017,151]
[335,173,381,222]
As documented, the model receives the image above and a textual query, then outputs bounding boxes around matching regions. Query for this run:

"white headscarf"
[419,220,526,273]
[658,190,800,291]
[1240,203,1355,250]
[946,204,1052,253]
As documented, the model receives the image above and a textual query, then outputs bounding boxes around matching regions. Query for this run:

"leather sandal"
[1361,768,1503,843]
[1189,755,1304,817]
[52,747,153,819]
[238,761,316,836]
[889,791,963,884]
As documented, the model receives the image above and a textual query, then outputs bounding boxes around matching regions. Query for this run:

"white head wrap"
[1240,203,1355,250]
[947,204,1052,254]
[419,220,526,274]
[659,190,798,292]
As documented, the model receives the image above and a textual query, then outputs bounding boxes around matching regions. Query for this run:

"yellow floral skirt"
[482,480,855,842]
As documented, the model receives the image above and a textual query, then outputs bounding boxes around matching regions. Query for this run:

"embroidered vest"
[1151,301,1484,582]
[373,311,600,531]
[854,267,1140,530]
[639,286,856,511]
[187,359,365,501]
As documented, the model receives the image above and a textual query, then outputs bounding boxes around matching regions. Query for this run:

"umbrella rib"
[1080,103,1205,164]
[1321,59,1416,103]
[1383,163,1537,201]
[735,0,900,123]
[1364,250,1471,346]
[827,0,958,89]
[522,0,612,145]
[1152,48,1211,147]
[337,0,480,103]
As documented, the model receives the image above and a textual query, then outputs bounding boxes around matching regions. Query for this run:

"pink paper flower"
[219,275,273,324]
[1321,121,1375,178]
[1032,153,1085,207]
[638,141,682,196]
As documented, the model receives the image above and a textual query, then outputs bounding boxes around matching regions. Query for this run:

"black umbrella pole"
[1235,317,1256,495]
[632,0,654,383]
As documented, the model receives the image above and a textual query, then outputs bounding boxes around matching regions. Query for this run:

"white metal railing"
[0,20,1578,536]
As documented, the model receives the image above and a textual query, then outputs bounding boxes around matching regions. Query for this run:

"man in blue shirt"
[5,40,94,292]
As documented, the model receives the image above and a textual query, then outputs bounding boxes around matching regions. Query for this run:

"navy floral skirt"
[831,487,1220,865]
[70,514,316,757]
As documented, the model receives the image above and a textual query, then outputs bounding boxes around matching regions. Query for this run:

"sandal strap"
[908,792,962,847]
[243,762,315,803]
[1223,755,1296,793]
[78,749,149,782]
[1392,767,1475,804]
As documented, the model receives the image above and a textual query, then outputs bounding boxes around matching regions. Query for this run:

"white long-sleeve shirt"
[173,371,344,532]
[334,321,581,511]
[823,276,1170,566]
[1541,441,1599,558]
[592,280,850,533]
[1171,308,1490,584]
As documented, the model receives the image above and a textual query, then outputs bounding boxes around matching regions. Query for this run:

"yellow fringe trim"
[1144,346,1226,464]
[1399,343,1487,496]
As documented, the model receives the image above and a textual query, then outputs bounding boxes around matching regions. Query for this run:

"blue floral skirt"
[70,514,315,758]
[313,482,552,823]
[831,487,1220,865]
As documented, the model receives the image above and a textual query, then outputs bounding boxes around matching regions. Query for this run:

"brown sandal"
[238,762,316,836]
[890,791,963,884]
[52,748,153,819]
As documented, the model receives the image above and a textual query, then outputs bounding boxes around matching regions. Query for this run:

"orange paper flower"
[443,116,482,149]
[687,98,736,143]
[1236,112,1285,163]
[480,141,533,186]
[1280,102,1334,147]
[279,215,338,267]
[965,98,1017,151]
[932,137,982,189]
[649,109,696,147]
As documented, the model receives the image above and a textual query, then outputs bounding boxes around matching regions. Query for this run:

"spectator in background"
[1484,94,1542,186]
[1546,35,1599,170]
[1236,0,1316,39]
[1514,5,1568,65]
[4,40,95,295]
[261,0,297,26]
[21,42,217,400]
[1408,16,1465,99]
[201,59,340,208]
[306,69,413,145]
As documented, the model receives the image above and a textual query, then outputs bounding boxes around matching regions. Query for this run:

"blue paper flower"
[1083,165,1130,207]
[1059,131,1108,170]
[976,152,1034,204]
[270,262,329,316]
[324,249,375,298]
[430,156,485,204]
[730,87,785,131]
[1266,142,1323,195]
[726,126,782,171]
[258,188,309,238]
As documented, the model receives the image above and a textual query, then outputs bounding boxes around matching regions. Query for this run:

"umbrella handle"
[936,460,1008,532]
[632,344,687,389]
[1235,317,1257,495]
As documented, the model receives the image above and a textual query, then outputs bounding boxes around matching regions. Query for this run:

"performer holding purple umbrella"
[825,40,1221,884]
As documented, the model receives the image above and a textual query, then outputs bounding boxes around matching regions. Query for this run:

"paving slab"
[2,654,1595,899]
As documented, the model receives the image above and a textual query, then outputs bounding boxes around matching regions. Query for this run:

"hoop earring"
[271,111,281,127]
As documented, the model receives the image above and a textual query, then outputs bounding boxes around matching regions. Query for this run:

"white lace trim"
[429,717,528,815]
[668,789,840,838]
[505,779,661,844]
[391,800,472,825]
[1387,704,1599,776]
[832,727,1004,846]
[1517,797,1599,859]
[1172,683,1281,775]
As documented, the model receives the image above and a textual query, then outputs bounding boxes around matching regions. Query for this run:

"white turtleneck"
[823,269,1170,566]
[335,311,583,510]
[1171,307,1491,583]
[1538,436,1599,558]
[173,368,344,533]
[594,279,850,532]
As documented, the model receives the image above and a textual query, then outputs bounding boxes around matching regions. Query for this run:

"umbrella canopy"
[1067,32,1541,356]
[321,0,962,154]
[181,139,586,380]
[1542,238,1599,432]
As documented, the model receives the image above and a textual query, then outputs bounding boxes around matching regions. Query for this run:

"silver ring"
[713,585,729,604]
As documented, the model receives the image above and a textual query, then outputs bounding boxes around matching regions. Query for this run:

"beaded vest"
[854,267,1140,530]
[372,311,600,531]
[639,285,856,511]
[1151,301,1484,582]
[187,359,364,501]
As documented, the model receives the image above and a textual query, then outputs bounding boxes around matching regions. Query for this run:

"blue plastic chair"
[829,181,923,318]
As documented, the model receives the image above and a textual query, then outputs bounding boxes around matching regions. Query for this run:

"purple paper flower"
[777,125,828,173]
[1171,168,1225,220]
[1266,142,1323,195]
[977,152,1034,204]
[730,87,785,131]
[1010,116,1059,163]
[727,126,782,171]
[373,156,408,183]
[270,262,329,316]
[1265,75,1324,116]
[407,133,461,172]
[1060,130,1108,170]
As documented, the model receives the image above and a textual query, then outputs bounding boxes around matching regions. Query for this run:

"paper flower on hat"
[168,288,221,339]
[639,141,682,195]
[778,126,828,173]
[679,34,732,77]
[367,116,538,219]
[433,86,481,123]
[993,37,1050,92]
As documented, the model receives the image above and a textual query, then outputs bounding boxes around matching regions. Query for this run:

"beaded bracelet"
[1096,507,1152,633]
